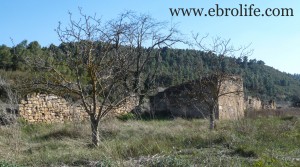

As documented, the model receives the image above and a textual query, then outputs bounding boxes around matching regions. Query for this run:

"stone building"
[244,96,276,111]
[245,96,262,111]
[148,76,244,120]
[262,100,276,109]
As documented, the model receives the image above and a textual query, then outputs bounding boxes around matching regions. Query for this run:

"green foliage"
[0,161,20,167]
[155,48,300,101]
[291,95,300,107]
[0,45,13,70]
[232,146,257,158]
[21,121,53,136]
[293,74,300,81]
[117,113,136,121]
[141,155,191,167]
[253,156,292,167]
[1,40,300,102]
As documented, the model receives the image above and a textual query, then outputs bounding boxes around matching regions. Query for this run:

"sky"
[1,0,299,74]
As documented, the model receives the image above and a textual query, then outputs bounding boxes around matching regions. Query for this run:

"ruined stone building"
[245,96,276,111]
[262,100,276,109]
[245,96,262,111]
[18,75,281,123]
[148,76,244,120]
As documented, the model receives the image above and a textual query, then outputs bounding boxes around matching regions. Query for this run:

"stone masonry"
[245,96,262,111]
[19,93,138,123]
[149,76,244,120]
[245,96,276,111]
[19,93,88,123]
[19,76,277,123]
[218,76,244,120]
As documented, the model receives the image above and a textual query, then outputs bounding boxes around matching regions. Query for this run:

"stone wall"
[18,93,138,123]
[149,76,244,120]
[245,96,262,111]
[244,96,276,111]
[19,94,88,123]
[262,100,276,109]
[218,76,244,120]
[112,96,139,115]
[18,78,277,123]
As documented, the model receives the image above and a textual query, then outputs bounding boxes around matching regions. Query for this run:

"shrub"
[117,112,136,121]
[0,77,18,126]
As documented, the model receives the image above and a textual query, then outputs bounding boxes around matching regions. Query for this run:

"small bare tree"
[192,34,253,129]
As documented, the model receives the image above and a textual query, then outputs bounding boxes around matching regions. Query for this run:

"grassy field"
[0,109,300,167]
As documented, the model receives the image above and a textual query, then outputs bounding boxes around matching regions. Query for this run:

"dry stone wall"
[19,93,138,123]
[19,94,88,123]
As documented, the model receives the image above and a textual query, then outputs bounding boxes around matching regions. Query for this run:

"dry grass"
[0,111,300,166]
[245,107,300,118]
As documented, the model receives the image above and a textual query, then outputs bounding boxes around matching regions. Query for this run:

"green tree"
[12,40,28,71]
[0,45,13,70]
[27,41,43,55]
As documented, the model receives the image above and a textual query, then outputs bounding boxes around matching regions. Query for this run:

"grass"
[0,109,300,166]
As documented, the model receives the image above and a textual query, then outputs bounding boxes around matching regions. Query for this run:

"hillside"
[0,41,300,104]
[155,47,300,103]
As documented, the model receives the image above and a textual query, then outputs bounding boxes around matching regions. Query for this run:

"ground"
[0,108,300,167]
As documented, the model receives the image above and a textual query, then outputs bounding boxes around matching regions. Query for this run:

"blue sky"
[1,0,299,74]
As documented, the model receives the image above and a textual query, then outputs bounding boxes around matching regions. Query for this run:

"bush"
[0,77,18,126]
[0,112,16,125]
[117,112,136,121]
[291,95,300,107]
[0,106,18,125]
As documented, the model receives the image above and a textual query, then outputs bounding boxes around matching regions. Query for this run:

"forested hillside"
[155,47,300,102]
[293,74,300,81]
[0,40,300,103]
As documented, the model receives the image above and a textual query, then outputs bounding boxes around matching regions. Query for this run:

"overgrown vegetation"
[0,110,299,166]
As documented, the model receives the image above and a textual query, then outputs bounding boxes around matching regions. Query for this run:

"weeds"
[0,111,300,166]
[0,161,20,167]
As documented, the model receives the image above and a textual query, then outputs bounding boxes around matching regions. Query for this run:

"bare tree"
[192,34,253,129]
[25,9,182,146]
[121,13,183,114]
[25,9,138,146]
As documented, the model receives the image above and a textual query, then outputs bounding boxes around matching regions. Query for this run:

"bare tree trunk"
[209,105,216,130]
[132,94,144,119]
[90,117,99,146]
[209,113,215,130]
